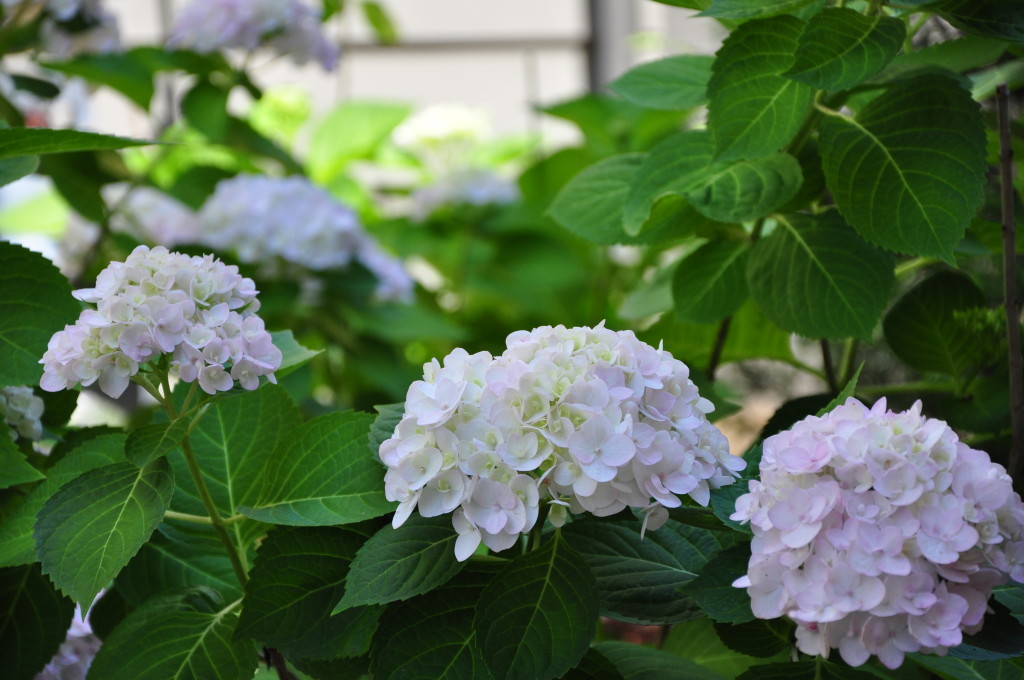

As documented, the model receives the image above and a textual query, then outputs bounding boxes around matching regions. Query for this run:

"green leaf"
[41,52,155,110]
[224,116,304,174]
[308,101,411,183]
[0,242,81,387]
[561,516,736,625]
[0,563,75,680]
[680,542,754,623]
[883,270,987,376]
[0,155,38,188]
[169,385,301,544]
[817,364,863,416]
[594,640,731,680]
[475,533,598,680]
[270,330,321,378]
[709,445,761,533]
[747,213,895,340]
[181,81,230,141]
[35,458,173,609]
[664,618,772,677]
[707,16,814,161]
[125,418,188,467]
[713,618,793,658]
[929,0,1024,43]
[0,434,125,568]
[0,436,43,489]
[737,661,881,680]
[362,1,398,44]
[9,75,59,99]
[117,523,242,606]
[238,410,394,526]
[784,8,905,91]
[687,153,803,223]
[819,74,986,260]
[884,36,1008,81]
[237,526,379,660]
[0,127,152,159]
[335,514,463,613]
[371,563,500,680]
[910,655,1024,680]
[673,240,750,324]
[609,55,714,110]
[951,599,1024,660]
[39,149,130,224]
[562,648,626,680]
[699,0,814,19]
[87,588,258,680]
[368,402,403,458]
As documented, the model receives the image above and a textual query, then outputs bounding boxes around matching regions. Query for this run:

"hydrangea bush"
[1,1,1024,680]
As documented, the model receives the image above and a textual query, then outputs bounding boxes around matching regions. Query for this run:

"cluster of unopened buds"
[40,245,280,398]
[0,386,44,441]
[198,174,413,302]
[732,397,1024,669]
[380,323,744,561]
[167,0,338,70]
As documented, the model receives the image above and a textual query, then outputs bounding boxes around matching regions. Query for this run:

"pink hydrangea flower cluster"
[40,245,280,398]
[0,386,44,441]
[167,0,338,70]
[381,323,743,561]
[732,398,1024,669]
[197,175,413,302]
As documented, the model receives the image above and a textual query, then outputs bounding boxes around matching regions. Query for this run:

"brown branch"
[706,317,732,382]
[998,84,1024,484]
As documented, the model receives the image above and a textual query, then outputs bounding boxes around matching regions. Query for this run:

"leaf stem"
[164,509,248,526]
[527,503,550,553]
[894,257,934,278]
[838,338,859,387]
[997,83,1024,484]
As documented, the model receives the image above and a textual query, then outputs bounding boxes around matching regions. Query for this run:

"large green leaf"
[819,74,986,260]
[125,418,188,468]
[929,0,1024,43]
[707,16,814,161]
[910,655,1024,680]
[0,433,125,567]
[0,436,43,489]
[594,641,731,680]
[784,8,905,91]
[561,516,736,625]
[882,270,987,376]
[475,532,598,680]
[687,153,803,223]
[609,55,714,110]
[334,514,463,612]
[270,330,321,378]
[747,213,895,339]
[86,588,258,680]
[0,154,38,188]
[664,619,773,678]
[307,101,410,183]
[0,242,81,387]
[371,563,500,680]
[737,661,880,679]
[713,618,793,659]
[169,385,300,545]
[0,127,152,159]
[41,51,155,110]
[679,543,755,623]
[673,240,750,324]
[699,0,815,18]
[35,458,174,609]
[237,526,379,660]
[0,564,75,680]
[238,410,394,526]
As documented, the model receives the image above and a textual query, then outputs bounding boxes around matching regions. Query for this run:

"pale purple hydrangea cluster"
[40,245,280,398]
[0,386,44,441]
[167,0,338,71]
[381,323,743,561]
[35,606,100,680]
[732,398,1024,669]
[197,174,413,302]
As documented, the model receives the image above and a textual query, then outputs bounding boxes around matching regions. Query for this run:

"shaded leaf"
[883,270,987,376]
[0,242,81,387]
[335,514,463,612]
[0,154,37,188]
[594,640,731,680]
[562,648,626,680]
[562,516,736,624]
[237,526,378,660]
[368,402,403,458]
[909,655,1024,680]
[737,660,880,679]
[680,542,754,623]
[665,618,772,677]
[784,8,905,91]
[817,365,863,415]
[609,55,714,110]
[687,153,803,223]
[0,436,43,489]
[475,533,598,680]
[714,618,793,658]
[0,563,75,680]
[125,418,187,467]
[747,213,895,339]
[41,52,155,109]
[930,0,1024,43]
[707,15,814,161]
[819,74,986,260]
[673,239,749,324]
[238,410,393,526]
[699,0,815,19]
[35,458,174,609]
[181,81,230,141]
[0,127,152,158]
[709,445,762,534]
[270,330,321,378]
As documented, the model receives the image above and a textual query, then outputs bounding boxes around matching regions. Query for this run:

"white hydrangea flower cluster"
[0,386,44,441]
[167,0,338,71]
[40,245,281,398]
[108,186,202,247]
[381,323,744,561]
[409,169,519,221]
[197,174,413,302]
[732,398,1024,669]
[35,606,100,680]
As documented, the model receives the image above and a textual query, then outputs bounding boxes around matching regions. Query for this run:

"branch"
[706,317,732,382]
